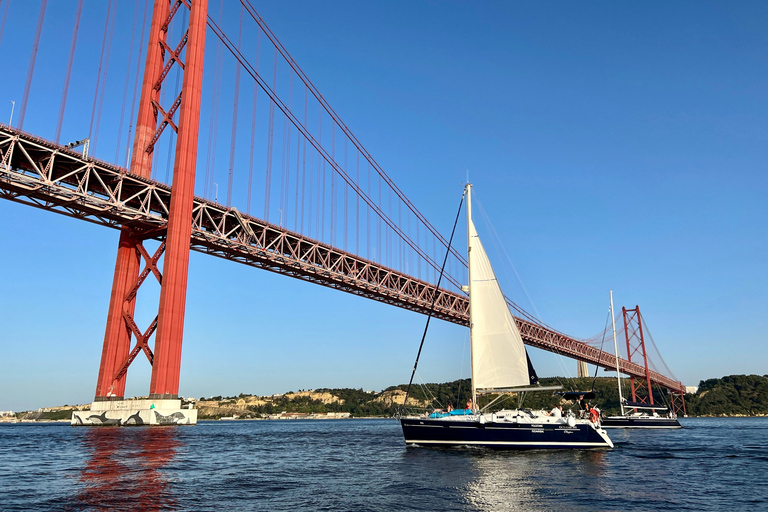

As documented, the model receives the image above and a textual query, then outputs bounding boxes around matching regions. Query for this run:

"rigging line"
[126,0,150,169]
[590,308,613,392]
[640,317,678,382]
[403,189,465,409]
[455,329,469,410]
[203,38,464,293]
[114,0,138,161]
[227,4,244,207]
[239,0,465,267]
[475,197,544,324]
[55,0,83,144]
[18,0,47,130]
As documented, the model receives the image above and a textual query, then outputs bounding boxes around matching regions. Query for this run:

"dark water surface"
[1,417,766,511]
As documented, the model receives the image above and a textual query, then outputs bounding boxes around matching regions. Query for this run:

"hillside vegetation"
[11,375,767,420]
[685,375,768,416]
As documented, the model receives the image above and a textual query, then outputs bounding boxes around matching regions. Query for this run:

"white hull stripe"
[602,425,682,429]
[404,439,611,447]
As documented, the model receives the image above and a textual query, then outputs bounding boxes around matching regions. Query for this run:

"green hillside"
[685,374,768,416]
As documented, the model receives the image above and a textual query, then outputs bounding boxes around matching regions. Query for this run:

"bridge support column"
[149,0,208,399]
[84,0,208,424]
[94,229,141,400]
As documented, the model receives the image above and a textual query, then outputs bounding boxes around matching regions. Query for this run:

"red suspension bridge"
[0,0,685,415]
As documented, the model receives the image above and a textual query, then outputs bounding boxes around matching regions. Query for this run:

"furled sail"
[467,187,531,392]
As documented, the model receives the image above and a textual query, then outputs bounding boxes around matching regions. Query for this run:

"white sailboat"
[399,184,614,448]
[600,291,682,429]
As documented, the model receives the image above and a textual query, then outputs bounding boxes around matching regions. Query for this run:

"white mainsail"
[466,184,530,396]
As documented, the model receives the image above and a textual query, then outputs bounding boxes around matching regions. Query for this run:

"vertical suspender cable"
[204,0,224,199]
[112,0,138,158]
[164,7,185,184]
[246,79,257,213]
[91,0,117,156]
[55,0,82,143]
[294,108,300,230]
[227,5,244,207]
[246,30,260,214]
[18,0,47,130]
[402,191,465,411]
[300,90,307,233]
[344,139,348,250]
[330,124,335,243]
[0,0,11,51]
[355,151,359,255]
[264,47,277,221]
[126,0,149,169]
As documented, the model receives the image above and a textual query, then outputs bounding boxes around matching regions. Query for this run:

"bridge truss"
[0,124,686,398]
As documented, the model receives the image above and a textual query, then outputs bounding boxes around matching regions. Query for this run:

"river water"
[1,417,766,511]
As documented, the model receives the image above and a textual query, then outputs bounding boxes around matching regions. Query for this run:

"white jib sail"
[467,188,530,392]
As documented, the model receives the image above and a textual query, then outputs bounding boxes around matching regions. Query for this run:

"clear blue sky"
[0,1,766,411]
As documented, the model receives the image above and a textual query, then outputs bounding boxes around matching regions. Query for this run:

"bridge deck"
[0,125,685,394]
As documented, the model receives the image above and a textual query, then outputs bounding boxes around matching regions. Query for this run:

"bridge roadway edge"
[0,125,685,395]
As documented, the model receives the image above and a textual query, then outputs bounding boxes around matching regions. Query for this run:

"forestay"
[467,187,530,392]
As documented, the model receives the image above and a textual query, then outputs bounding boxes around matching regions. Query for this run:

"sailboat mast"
[610,290,625,415]
[466,183,477,411]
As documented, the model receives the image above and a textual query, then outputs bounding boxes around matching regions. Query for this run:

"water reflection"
[68,428,180,511]
[462,450,608,511]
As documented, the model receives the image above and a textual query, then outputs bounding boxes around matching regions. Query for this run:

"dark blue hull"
[601,416,682,429]
[400,417,613,449]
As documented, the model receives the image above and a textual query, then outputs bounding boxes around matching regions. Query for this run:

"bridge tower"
[73,0,209,426]
[622,306,654,408]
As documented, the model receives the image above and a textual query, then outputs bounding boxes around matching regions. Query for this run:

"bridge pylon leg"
[74,0,208,427]
[149,0,208,400]
[94,229,141,400]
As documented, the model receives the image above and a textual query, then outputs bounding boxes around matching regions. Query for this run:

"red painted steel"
[670,391,687,417]
[0,125,686,397]
[150,0,208,399]
[94,0,169,400]
[95,0,210,400]
[95,231,141,399]
[623,306,655,407]
[130,0,170,180]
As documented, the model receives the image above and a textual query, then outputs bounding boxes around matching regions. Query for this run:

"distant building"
[577,360,589,378]
[0,411,14,417]
[685,386,699,394]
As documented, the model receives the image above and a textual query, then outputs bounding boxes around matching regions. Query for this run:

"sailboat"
[599,291,682,429]
[399,184,614,449]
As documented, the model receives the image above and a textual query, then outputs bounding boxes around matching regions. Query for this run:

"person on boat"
[578,395,589,418]
[548,405,563,418]
[447,403,453,412]
[466,399,474,411]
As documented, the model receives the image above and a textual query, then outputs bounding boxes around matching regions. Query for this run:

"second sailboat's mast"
[610,290,625,415]
[466,183,477,411]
